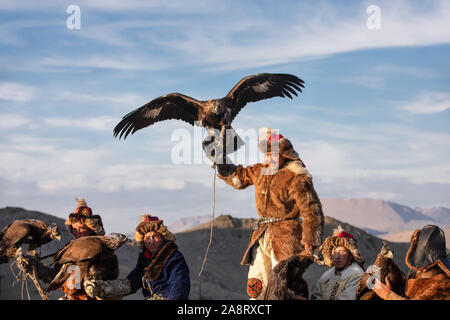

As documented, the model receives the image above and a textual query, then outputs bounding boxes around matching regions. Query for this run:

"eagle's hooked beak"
[384,250,394,259]
[55,234,62,241]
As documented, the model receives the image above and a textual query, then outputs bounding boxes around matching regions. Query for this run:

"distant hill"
[321,198,448,234]
[0,206,412,300]
[382,227,450,249]
[169,198,450,237]
[169,215,212,233]
[415,207,450,226]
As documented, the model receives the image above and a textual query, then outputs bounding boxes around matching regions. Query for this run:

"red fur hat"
[257,127,305,164]
[74,198,92,216]
[320,225,364,268]
[65,198,104,235]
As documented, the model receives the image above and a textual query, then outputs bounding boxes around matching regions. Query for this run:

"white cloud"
[0,114,30,130]
[42,116,118,132]
[0,0,221,13]
[50,91,148,108]
[147,0,450,71]
[4,1,449,71]
[401,92,450,114]
[40,55,168,71]
[0,82,35,102]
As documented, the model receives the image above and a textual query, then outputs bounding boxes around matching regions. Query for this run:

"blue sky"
[0,0,449,233]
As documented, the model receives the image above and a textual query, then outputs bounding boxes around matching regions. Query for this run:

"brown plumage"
[0,219,60,263]
[263,252,315,300]
[113,73,304,154]
[46,234,130,293]
[356,242,406,300]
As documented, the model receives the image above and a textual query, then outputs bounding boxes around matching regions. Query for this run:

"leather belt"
[253,216,303,230]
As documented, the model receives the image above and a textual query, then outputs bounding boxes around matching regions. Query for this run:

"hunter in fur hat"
[310,226,365,300]
[17,198,107,300]
[84,214,190,300]
[203,127,324,299]
[373,225,450,300]
[64,198,105,237]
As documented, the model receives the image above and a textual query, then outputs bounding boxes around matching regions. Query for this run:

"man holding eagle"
[15,199,125,300]
[113,73,324,299]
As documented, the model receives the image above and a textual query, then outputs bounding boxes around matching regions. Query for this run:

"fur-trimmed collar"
[320,262,364,282]
[283,160,312,178]
[142,240,178,281]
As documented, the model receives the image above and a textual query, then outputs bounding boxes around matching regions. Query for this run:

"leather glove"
[84,279,131,299]
[202,134,237,176]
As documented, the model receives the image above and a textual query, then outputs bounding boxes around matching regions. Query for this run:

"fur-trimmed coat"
[218,160,324,265]
[385,266,450,300]
[310,262,365,300]
[127,241,190,300]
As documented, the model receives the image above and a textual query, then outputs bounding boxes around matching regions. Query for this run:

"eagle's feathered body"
[113,73,305,154]
[263,252,314,300]
[356,242,406,300]
[0,219,60,263]
[46,234,129,293]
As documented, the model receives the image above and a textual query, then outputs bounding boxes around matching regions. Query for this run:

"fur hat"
[257,127,305,163]
[65,213,105,236]
[74,197,93,216]
[320,225,364,268]
[405,225,450,277]
[135,215,176,248]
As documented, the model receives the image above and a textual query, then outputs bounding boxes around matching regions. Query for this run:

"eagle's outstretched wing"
[0,221,31,248]
[225,73,305,122]
[113,93,202,140]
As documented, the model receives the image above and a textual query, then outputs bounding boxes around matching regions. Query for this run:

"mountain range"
[169,198,450,247]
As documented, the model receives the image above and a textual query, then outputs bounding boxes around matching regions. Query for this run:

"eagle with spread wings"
[113,73,305,157]
[0,219,61,263]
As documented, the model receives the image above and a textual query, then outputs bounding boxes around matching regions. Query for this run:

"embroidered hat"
[257,127,304,163]
[135,214,176,248]
[320,225,364,268]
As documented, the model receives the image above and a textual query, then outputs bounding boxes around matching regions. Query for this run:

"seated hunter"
[83,214,191,300]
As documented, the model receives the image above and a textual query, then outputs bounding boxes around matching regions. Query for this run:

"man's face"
[144,231,163,253]
[71,222,91,239]
[331,246,351,269]
[264,151,286,168]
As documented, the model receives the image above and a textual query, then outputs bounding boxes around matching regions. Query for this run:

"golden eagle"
[46,234,130,294]
[0,219,61,263]
[113,73,304,156]
[356,242,406,300]
[263,251,322,300]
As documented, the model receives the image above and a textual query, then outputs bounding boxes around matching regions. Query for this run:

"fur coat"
[218,160,324,265]
[310,262,365,300]
[385,265,450,300]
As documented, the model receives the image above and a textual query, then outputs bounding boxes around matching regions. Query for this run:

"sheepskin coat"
[310,262,365,300]
[218,160,324,265]
[385,265,450,300]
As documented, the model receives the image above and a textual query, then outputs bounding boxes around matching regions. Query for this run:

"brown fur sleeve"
[218,163,262,190]
[289,176,324,246]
